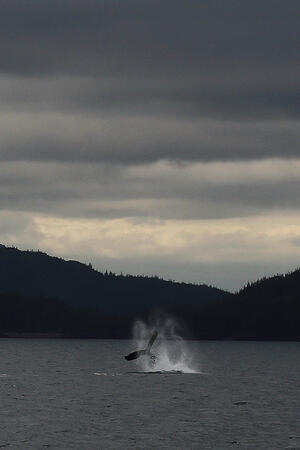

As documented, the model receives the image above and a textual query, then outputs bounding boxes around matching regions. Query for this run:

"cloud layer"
[0,0,299,289]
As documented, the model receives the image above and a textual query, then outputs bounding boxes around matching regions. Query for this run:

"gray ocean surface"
[0,339,300,450]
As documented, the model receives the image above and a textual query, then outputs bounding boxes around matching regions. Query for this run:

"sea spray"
[132,316,198,373]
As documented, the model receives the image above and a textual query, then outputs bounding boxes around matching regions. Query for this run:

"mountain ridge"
[0,244,299,339]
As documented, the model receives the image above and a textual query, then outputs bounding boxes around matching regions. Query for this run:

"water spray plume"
[130,316,198,373]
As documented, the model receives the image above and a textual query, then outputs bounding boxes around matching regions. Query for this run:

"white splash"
[132,317,199,373]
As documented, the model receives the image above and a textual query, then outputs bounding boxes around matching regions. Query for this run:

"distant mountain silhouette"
[169,269,300,340]
[230,271,300,340]
[0,245,229,337]
[0,244,299,339]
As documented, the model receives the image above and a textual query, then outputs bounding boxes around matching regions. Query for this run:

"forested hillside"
[0,245,299,339]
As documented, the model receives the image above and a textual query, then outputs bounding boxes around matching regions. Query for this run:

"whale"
[125,330,158,361]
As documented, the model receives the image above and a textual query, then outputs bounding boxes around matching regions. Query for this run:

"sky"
[0,0,299,291]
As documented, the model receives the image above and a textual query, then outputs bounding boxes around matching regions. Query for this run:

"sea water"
[0,338,299,449]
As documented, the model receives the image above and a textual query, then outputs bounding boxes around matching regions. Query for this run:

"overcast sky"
[0,0,299,291]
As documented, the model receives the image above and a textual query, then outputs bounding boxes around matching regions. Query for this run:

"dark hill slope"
[0,245,228,315]
[149,269,300,340]
[1,245,299,339]
[0,292,134,338]
[231,270,300,339]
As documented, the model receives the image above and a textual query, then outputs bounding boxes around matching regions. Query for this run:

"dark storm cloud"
[1,70,299,120]
[0,0,299,165]
[0,109,299,164]
[1,161,300,220]
[0,0,299,121]
[0,0,299,114]
[0,0,298,75]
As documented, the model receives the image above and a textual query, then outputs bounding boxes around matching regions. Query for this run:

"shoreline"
[1,332,300,341]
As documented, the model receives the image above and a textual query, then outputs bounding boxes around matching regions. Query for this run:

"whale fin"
[124,349,146,360]
[124,330,158,361]
[147,330,158,352]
